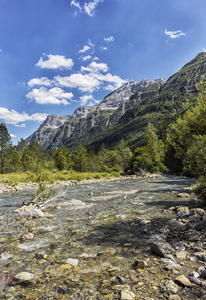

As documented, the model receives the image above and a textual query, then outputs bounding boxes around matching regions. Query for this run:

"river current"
[0,176,195,299]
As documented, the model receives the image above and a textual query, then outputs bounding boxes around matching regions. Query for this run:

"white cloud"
[81,61,109,73]
[94,72,127,90]
[203,48,206,52]
[104,36,115,42]
[100,46,108,51]
[10,133,16,138]
[26,87,73,105]
[36,54,74,69]
[83,0,103,17]
[164,29,186,39]
[15,124,26,128]
[82,55,92,61]
[55,74,101,93]
[79,94,94,105]
[70,0,82,11]
[0,107,48,125]
[78,45,90,53]
[28,77,52,87]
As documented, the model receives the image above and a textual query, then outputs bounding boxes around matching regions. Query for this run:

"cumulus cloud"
[83,0,103,17]
[82,55,92,61]
[70,0,82,11]
[26,87,73,105]
[104,36,115,42]
[79,94,94,105]
[78,45,90,53]
[28,77,52,87]
[100,46,108,51]
[10,133,16,138]
[0,107,48,125]
[55,74,101,93]
[164,29,186,39]
[81,61,109,73]
[36,54,74,69]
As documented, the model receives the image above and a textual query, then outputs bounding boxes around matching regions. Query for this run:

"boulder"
[177,193,190,198]
[194,251,206,262]
[151,241,173,258]
[65,258,79,266]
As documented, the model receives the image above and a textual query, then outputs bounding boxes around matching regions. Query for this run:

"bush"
[193,176,206,200]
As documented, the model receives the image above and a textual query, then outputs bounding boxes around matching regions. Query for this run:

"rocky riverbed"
[1,175,206,299]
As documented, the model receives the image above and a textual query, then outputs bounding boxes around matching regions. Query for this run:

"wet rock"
[176,206,190,213]
[176,251,188,259]
[14,272,34,284]
[175,275,193,287]
[30,208,45,218]
[190,208,205,216]
[169,295,181,300]
[160,258,182,272]
[15,206,44,218]
[121,288,136,300]
[177,193,190,198]
[166,219,185,231]
[151,241,173,258]
[0,274,15,286]
[194,251,206,261]
[65,258,79,266]
[163,280,179,293]
[21,232,34,241]
[112,276,126,285]
[148,234,166,243]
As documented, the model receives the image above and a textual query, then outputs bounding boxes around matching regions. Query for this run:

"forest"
[0,81,206,199]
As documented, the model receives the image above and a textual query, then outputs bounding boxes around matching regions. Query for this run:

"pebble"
[14,272,34,284]
[65,258,79,266]
[175,275,193,287]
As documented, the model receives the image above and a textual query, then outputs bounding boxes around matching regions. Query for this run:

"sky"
[0,0,206,144]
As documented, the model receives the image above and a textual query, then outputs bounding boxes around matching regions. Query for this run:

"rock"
[166,219,185,230]
[121,289,136,300]
[15,206,44,218]
[164,280,179,293]
[169,295,181,300]
[147,234,166,243]
[175,275,193,287]
[190,208,205,216]
[177,193,190,198]
[194,251,206,261]
[30,208,45,218]
[65,258,79,266]
[189,271,199,278]
[160,258,182,272]
[14,272,34,284]
[21,233,34,241]
[176,251,188,259]
[0,274,15,286]
[0,216,4,221]
[151,241,173,258]
[112,276,126,285]
[176,206,190,213]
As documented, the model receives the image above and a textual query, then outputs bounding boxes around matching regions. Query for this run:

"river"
[0,176,196,299]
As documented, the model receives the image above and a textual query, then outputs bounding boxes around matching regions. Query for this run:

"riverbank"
[1,175,205,299]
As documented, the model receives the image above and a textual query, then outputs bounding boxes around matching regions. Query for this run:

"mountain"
[25,52,206,152]
[25,79,166,150]
[87,52,206,151]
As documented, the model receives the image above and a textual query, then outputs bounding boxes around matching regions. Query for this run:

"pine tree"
[0,123,11,173]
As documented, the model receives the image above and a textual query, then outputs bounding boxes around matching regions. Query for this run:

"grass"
[0,170,122,185]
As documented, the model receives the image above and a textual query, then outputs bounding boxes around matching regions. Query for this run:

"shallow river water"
[0,176,196,299]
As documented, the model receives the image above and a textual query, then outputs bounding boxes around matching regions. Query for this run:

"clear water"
[0,176,195,299]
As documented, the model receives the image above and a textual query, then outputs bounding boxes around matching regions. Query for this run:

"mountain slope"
[86,52,206,151]
[26,79,165,150]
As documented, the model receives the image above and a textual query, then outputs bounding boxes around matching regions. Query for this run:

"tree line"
[1,80,206,197]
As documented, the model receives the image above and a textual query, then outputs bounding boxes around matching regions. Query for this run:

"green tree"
[0,123,11,173]
[71,145,88,172]
[115,139,132,174]
[55,146,70,171]
[21,140,45,172]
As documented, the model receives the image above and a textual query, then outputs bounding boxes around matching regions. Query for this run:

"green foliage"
[0,123,11,174]
[193,177,206,201]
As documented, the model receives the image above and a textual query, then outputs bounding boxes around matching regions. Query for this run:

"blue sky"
[0,0,206,144]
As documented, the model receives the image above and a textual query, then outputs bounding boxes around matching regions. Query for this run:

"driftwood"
[21,188,68,210]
